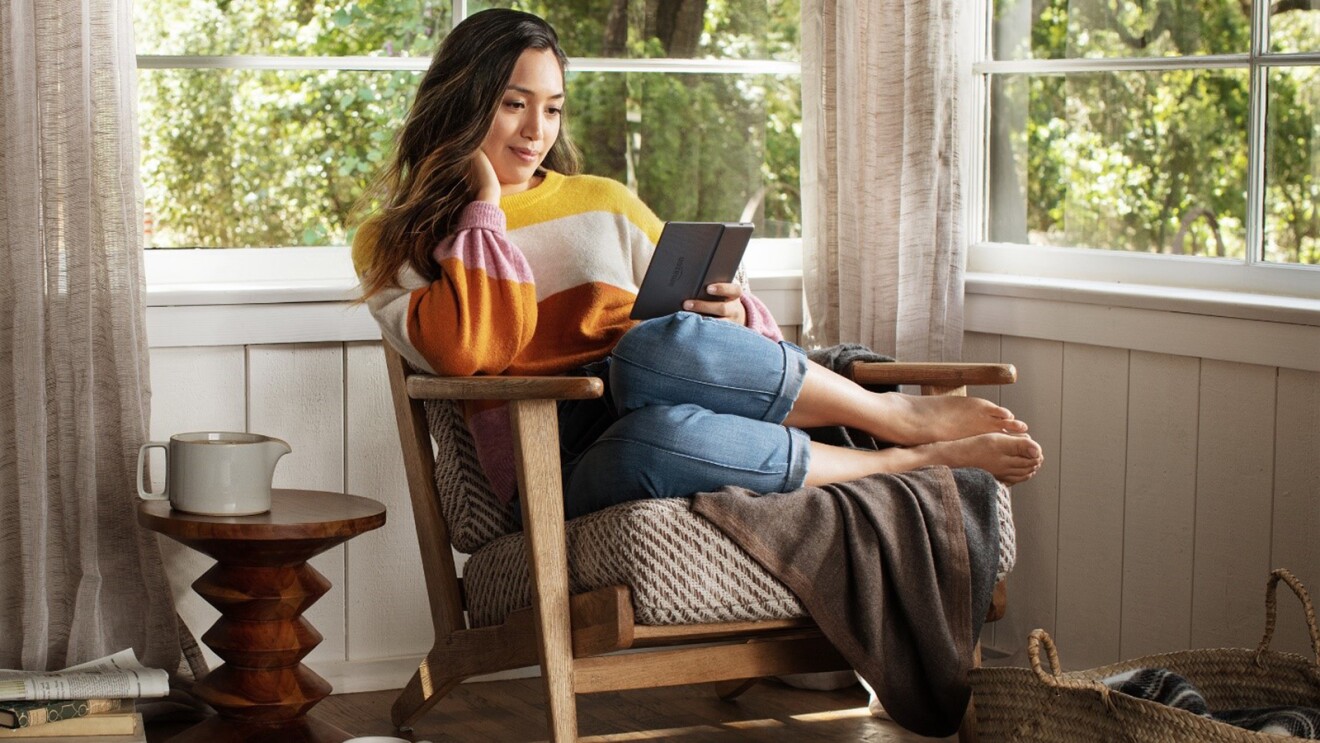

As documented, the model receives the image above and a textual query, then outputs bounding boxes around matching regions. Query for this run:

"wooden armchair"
[382,343,1015,742]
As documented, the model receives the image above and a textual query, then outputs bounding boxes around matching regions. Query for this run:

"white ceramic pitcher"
[137,432,291,515]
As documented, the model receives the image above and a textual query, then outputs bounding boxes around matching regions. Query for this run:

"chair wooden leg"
[957,641,983,743]
[391,660,463,729]
[540,644,578,742]
[714,678,759,701]
[511,399,580,741]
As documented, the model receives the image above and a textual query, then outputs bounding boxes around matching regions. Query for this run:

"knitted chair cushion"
[425,399,518,554]
[462,498,806,627]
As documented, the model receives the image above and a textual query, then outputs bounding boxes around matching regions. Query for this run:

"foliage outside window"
[134,0,801,249]
[983,0,1320,267]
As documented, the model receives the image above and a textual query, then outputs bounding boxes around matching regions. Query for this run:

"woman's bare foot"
[804,432,1044,487]
[868,393,1029,446]
[915,432,1043,484]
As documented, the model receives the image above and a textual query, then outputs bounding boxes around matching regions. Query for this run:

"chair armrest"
[849,362,1017,388]
[407,374,605,401]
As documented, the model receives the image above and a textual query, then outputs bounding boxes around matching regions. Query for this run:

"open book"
[0,650,168,702]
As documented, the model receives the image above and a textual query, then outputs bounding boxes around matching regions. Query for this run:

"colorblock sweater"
[354,170,782,503]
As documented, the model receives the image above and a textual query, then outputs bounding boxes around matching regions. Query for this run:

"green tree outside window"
[135,0,801,248]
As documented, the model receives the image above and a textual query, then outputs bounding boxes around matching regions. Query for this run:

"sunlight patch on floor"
[579,724,727,741]
[720,718,786,730]
[576,707,880,741]
[788,706,875,722]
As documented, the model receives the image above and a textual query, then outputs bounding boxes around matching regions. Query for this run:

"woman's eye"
[504,100,525,110]
[547,107,562,116]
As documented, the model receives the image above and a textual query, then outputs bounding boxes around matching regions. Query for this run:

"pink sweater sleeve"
[741,291,783,342]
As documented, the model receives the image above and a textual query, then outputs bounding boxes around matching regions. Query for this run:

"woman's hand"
[683,282,747,326]
[469,150,501,205]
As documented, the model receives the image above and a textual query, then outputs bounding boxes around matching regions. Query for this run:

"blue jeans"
[560,312,811,520]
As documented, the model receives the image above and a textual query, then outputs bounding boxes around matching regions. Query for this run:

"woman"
[354,9,1042,519]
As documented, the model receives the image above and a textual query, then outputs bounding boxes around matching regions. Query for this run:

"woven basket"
[970,569,1320,742]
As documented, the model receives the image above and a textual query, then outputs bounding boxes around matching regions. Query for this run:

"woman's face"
[481,48,564,196]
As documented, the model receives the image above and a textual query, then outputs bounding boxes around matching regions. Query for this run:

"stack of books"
[0,650,169,742]
[0,699,139,740]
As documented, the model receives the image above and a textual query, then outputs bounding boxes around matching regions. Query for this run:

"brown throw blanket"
[691,465,999,738]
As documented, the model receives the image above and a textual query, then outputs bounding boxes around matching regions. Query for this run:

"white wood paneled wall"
[964,332,1320,671]
[147,330,1319,689]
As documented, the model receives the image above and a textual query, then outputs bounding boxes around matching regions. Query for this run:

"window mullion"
[1244,0,1270,266]
[968,0,991,245]
[136,55,798,76]
[976,53,1251,74]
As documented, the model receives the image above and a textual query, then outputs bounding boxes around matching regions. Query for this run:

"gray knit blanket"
[692,465,1000,738]
[1104,668,1320,738]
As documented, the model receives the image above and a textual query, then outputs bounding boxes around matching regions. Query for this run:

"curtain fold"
[1,0,180,671]
[801,0,965,361]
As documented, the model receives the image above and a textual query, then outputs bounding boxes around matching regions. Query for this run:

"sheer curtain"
[0,0,179,670]
[800,0,965,361]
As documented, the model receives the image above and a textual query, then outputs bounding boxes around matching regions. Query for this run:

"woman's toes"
[1001,418,1029,434]
[1009,435,1041,458]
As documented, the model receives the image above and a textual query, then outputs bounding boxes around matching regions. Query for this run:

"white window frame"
[962,0,1320,304]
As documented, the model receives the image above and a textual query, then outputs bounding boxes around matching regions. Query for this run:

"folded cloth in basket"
[1104,668,1320,739]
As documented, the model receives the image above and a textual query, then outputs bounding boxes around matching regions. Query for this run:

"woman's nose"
[522,111,543,140]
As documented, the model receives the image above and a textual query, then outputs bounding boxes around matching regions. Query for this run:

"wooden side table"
[139,489,386,743]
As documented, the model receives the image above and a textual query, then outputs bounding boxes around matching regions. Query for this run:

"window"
[133,0,802,250]
[972,0,1320,297]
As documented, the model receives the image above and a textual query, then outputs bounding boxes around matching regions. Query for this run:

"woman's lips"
[511,147,539,163]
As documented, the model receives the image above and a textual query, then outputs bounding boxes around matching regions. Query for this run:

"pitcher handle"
[137,442,169,500]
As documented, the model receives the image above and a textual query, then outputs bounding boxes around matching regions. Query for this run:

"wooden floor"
[147,677,949,742]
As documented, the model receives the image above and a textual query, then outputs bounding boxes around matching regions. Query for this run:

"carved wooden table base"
[139,489,386,743]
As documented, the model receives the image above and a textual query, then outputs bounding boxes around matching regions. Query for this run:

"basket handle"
[1027,629,1111,694]
[1255,568,1320,666]
[1023,629,1143,743]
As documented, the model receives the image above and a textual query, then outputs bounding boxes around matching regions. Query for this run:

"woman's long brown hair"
[355,9,582,300]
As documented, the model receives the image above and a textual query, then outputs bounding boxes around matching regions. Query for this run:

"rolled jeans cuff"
[763,340,809,424]
[783,426,812,493]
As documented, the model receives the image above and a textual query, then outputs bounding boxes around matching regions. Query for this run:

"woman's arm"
[361,154,539,377]
[410,201,539,376]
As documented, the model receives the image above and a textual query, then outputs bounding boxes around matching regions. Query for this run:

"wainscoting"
[962,332,1320,669]
[146,296,1319,691]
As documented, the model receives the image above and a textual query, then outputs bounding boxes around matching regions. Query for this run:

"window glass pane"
[992,0,1249,60]
[133,0,449,57]
[140,69,418,248]
[569,72,801,236]
[140,68,800,247]
[472,0,799,60]
[1264,66,1320,265]
[989,69,1249,258]
[1270,5,1320,53]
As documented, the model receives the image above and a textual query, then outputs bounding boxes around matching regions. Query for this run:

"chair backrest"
[382,344,466,635]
